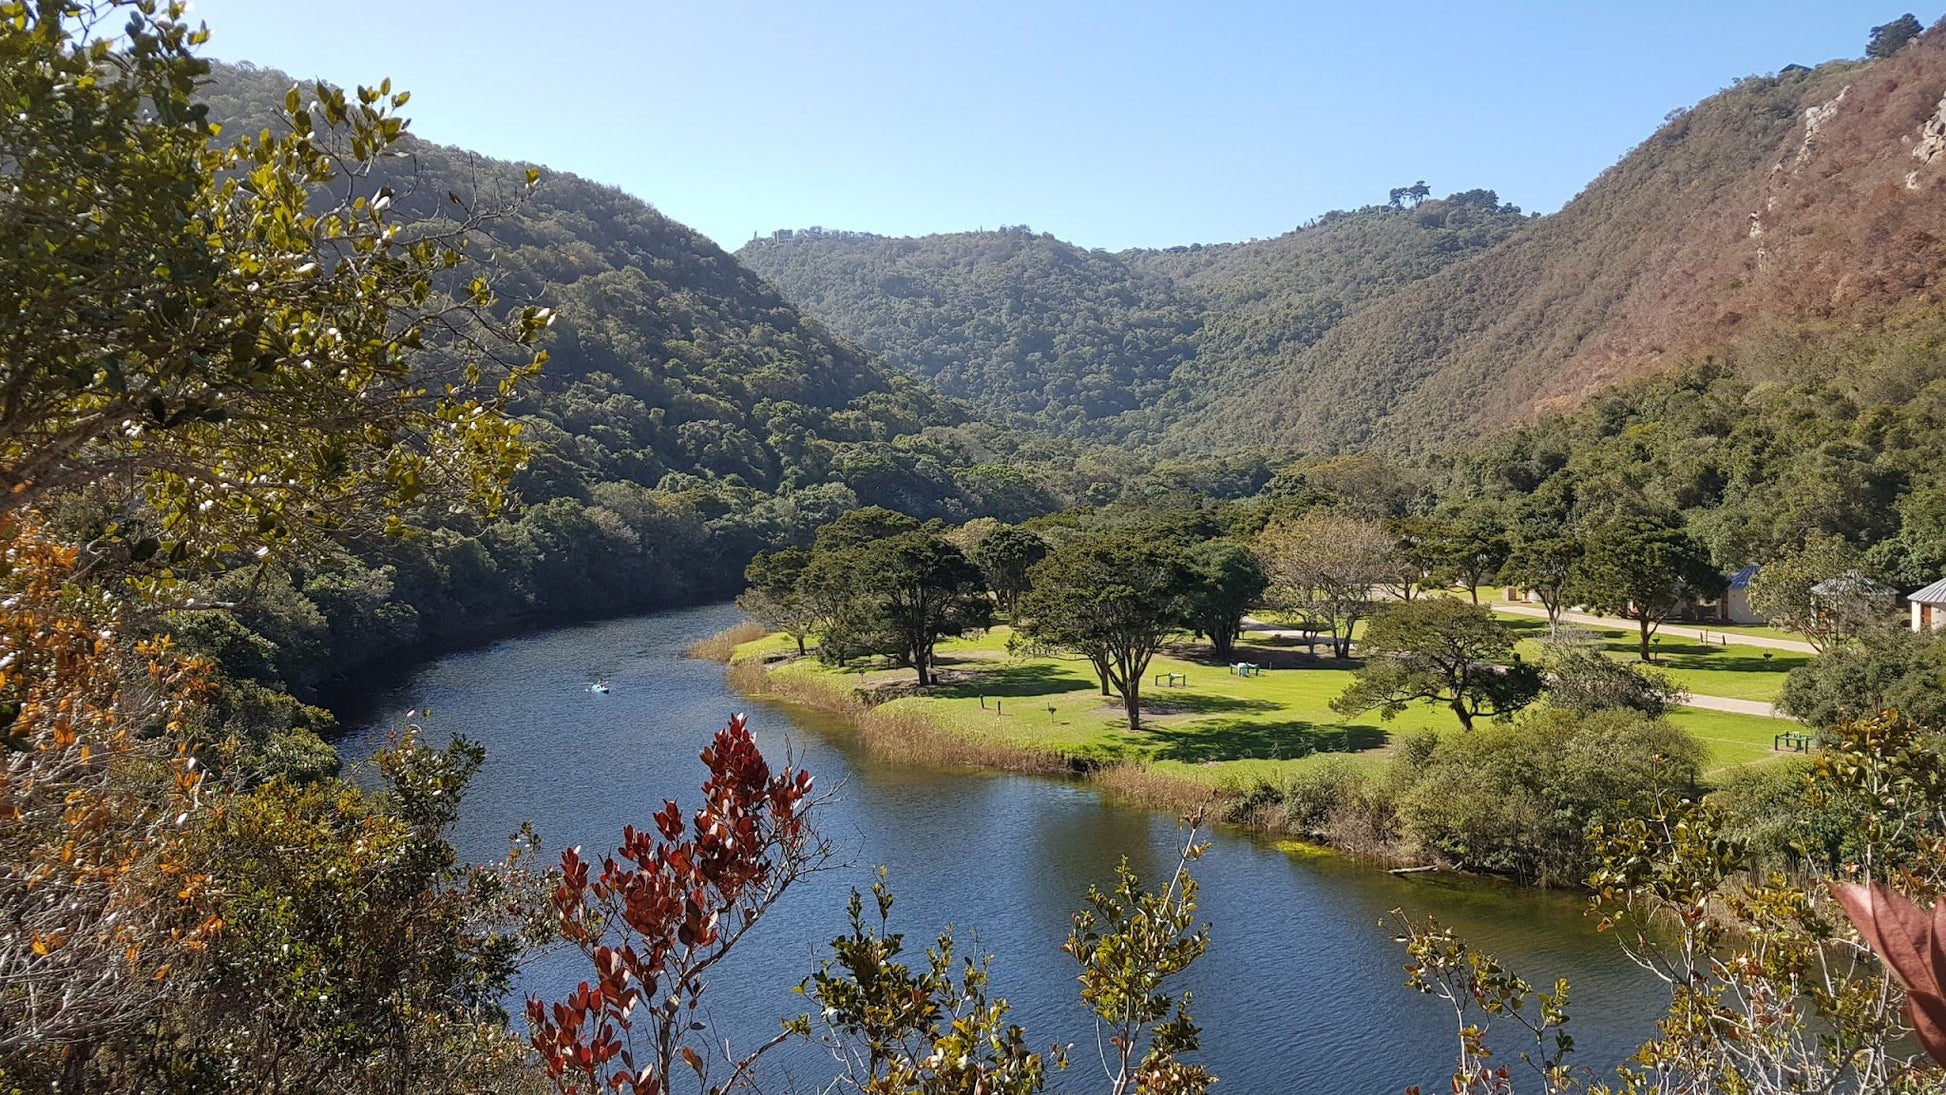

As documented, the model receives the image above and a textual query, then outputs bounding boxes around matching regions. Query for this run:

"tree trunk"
[1124,680,1142,732]
[794,633,806,656]
[1211,622,1234,660]
[1638,617,1654,662]
[1452,699,1474,732]
[1468,585,1480,605]
[1093,657,1112,696]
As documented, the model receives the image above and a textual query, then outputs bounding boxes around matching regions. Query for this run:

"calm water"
[343,603,1667,1094]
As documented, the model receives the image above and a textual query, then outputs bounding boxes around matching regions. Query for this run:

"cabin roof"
[1912,578,1946,605]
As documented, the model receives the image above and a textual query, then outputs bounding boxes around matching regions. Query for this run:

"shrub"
[1397,708,1704,885]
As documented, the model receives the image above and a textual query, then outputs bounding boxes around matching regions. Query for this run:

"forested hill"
[199,63,953,503]
[742,22,1946,455]
[175,63,1072,728]
[736,228,1197,431]
[737,195,1529,442]
[1196,23,1946,454]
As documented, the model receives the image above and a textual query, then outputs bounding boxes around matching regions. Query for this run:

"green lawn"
[1668,707,1808,772]
[1479,590,1810,644]
[735,623,1803,788]
[1500,616,1805,704]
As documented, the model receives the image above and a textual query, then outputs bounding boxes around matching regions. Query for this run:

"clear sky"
[186,1,1929,251]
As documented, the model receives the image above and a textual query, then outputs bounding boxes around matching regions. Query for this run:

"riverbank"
[705,620,1805,879]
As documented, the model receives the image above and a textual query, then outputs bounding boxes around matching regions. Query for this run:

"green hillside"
[737,195,1529,442]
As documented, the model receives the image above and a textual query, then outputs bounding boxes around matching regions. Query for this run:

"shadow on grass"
[1661,652,1802,673]
[1144,717,1391,764]
[931,662,1091,700]
[1141,692,1281,716]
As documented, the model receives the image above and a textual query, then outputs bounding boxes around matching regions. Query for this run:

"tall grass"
[728,659,1078,775]
[687,619,766,663]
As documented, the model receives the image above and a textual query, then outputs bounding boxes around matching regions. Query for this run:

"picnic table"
[1153,671,1187,687]
[1229,662,1263,678]
[1772,730,1814,752]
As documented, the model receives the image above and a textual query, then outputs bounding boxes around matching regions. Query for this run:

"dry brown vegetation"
[1201,22,1946,454]
[686,620,768,663]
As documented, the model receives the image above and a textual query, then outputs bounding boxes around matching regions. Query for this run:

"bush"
[1397,708,1705,885]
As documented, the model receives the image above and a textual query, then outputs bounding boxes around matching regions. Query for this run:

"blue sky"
[187,1,1926,251]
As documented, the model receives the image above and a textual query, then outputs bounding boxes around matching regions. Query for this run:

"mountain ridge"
[739,24,1946,456]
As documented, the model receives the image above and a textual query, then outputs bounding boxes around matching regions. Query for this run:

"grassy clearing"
[727,623,1805,793]
[1666,707,1803,772]
[1480,590,1811,644]
[1499,615,1805,704]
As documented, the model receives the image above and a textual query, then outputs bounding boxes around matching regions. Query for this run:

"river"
[343,603,1669,1094]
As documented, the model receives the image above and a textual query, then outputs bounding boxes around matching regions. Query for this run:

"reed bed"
[727,658,1076,776]
[1090,762,1221,817]
[686,619,767,663]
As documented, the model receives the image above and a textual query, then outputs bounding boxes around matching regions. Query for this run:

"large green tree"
[1181,539,1267,660]
[970,525,1048,618]
[1867,13,1923,57]
[1779,629,1946,730]
[1331,598,1542,732]
[847,530,991,686]
[1018,533,1189,731]
[1569,516,1724,662]
[1500,529,1584,637]
[1747,533,1885,651]
[737,547,817,655]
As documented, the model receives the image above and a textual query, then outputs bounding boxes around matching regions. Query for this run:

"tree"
[1254,512,1394,659]
[0,524,214,1077]
[175,729,545,1095]
[1417,517,1510,604]
[0,2,549,564]
[1746,533,1884,651]
[814,506,923,551]
[1064,827,1214,1095]
[1500,530,1583,637]
[1569,516,1724,662]
[848,531,991,686]
[1331,598,1542,732]
[1540,638,1687,718]
[1778,628,1946,730]
[970,526,1048,619]
[1181,539,1267,661]
[1387,180,1432,209]
[1867,13,1923,58]
[738,548,817,655]
[528,715,829,1095]
[805,873,1056,1095]
[1019,533,1189,731]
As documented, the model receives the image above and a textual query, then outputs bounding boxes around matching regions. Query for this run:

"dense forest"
[739,193,1530,442]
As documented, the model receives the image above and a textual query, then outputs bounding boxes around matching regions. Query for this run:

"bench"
[1153,671,1187,687]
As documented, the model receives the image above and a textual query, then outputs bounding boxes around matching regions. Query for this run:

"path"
[1492,604,1817,654]
[1679,694,1780,718]
[1240,616,1322,641]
